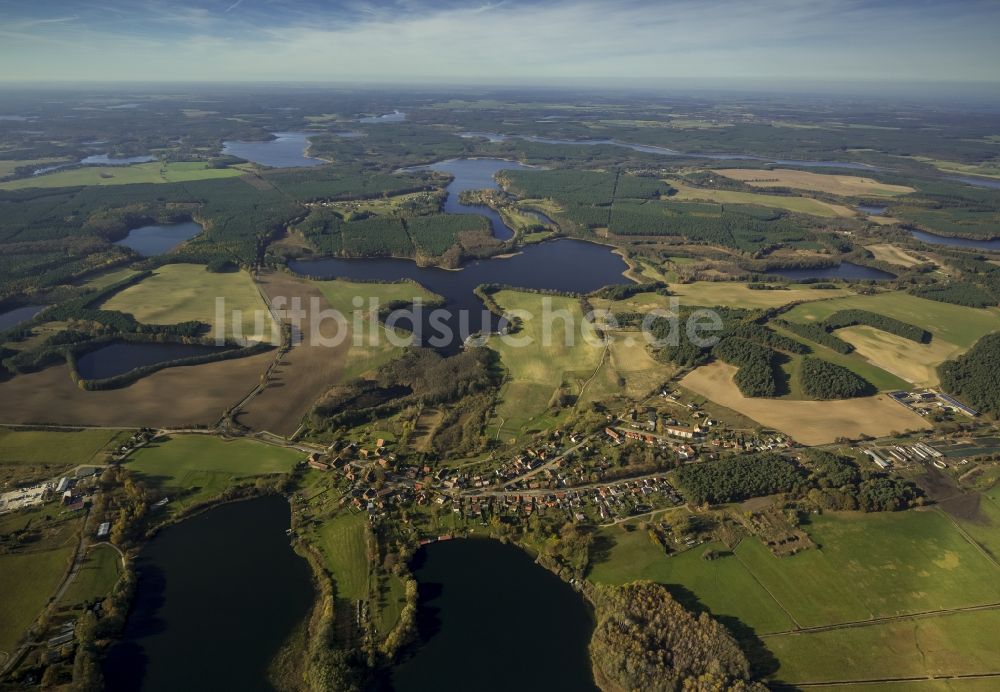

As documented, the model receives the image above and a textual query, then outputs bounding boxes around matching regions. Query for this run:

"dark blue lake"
[911,229,1000,251]
[289,237,630,352]
[222,132,324,168]
[383,539,596,692]
[0,305,45,332]
[769,261,896,281]
[103,496,313,692]
[115,221,203,256]
[76,341,230,380]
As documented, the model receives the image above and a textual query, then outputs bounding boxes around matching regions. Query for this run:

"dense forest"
[674,452,806,505]
[589,582,764,692]
[798,357,874,399]
[939,332,1000,416]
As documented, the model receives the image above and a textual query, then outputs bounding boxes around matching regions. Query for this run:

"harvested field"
[838,324,964,387]
[591,284,850,313]
[712,168,914,196]
[866,243,923,267]
[0,353,271,427]
[668,181,856,218]
[681,361,930,444]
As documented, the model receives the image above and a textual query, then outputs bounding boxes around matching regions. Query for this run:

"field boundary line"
[789,671,1000,687]
[934,506,1000,570]
[731,545,803,630]
[762,600,1000,638]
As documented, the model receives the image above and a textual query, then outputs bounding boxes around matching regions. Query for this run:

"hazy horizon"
[2,0,999,87]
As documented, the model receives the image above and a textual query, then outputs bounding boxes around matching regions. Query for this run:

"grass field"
[713,169,915,197]
[0,161,243,190]
[79,267,141,290]
[487,291,605,442]
[765,609,1000,685]
[0,427,122,465]
[911,156,1000,181]
[587,509,1000,686]
[0,158,73,179]
[580,335,676,402]
[124,435,303,510]
[866,243,923,267]
[375,573,406,635]
[59,544,122,608]
[101,263,275,343]
[783,292,1000,350]
[587,526,796,635]
[315,512,370,601]
[668,181,856,218]
[0,514,80,657]
[681,361,930,444]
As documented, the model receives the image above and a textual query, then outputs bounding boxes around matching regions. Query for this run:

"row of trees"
[824,309,931,343]
[773,319,854,354]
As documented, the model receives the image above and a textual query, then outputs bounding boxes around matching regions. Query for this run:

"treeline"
[674,452,806,505]
[589,582,765,692]
[773,319,854,354]
[825,309,931,343]
[592,280,670,300]
[911,281,997,308]
[940,332,1000,416]
[799,356,874,399]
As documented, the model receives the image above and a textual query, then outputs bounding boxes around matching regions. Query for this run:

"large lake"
[290,238,630,352]
[911,229,1000,251]
[222,132,324,168]
[76,341,230,380]
[103,496,313,692]
[0,304,45,332]
[114,220,203,256]
[770,261,896,281]
[383,539,597,692]
[418,158,533,240]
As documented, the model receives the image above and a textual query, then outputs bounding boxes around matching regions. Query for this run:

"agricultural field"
[100,263,275,343]
[782,292,1000,351]
[865,243,923,267]
[667,181,856,218]
[0,161,244,190]
[579,335,676,403]
[712,169,915,197]
[239,274,439,435]
[124,434,303,510]
[487,290,605,442]
[0,349,273,428]
[910,156,1000,180]
[591,284,850,314]
[681,361,930,444]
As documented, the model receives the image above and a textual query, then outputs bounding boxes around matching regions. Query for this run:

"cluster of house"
[453,475,682,524]
[114,428,155,460]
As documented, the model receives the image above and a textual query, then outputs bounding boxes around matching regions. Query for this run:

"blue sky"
[1,0,999,84]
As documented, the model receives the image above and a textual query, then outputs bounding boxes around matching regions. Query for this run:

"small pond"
[114,221,203,256]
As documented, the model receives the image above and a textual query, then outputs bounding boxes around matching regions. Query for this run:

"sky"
[1,0,999,85]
